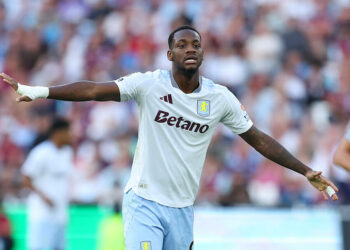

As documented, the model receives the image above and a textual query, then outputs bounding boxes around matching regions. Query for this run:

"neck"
[50,137,63,148]
[172,66,200,94]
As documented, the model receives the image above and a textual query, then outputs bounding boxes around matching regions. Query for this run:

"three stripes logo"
[160,94,173,104]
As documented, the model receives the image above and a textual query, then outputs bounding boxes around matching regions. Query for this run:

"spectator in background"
[0,195,13,250]
[21,117,73,250]
[246,20,283,75]
[333,121,350,203]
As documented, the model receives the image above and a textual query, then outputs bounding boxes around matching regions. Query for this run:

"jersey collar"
[169,70,202,94]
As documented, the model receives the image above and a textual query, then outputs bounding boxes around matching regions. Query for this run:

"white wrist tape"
[326,186,336,197]
[16,83,49,100]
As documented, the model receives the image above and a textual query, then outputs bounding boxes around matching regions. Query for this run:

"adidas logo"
[160,94,173,104]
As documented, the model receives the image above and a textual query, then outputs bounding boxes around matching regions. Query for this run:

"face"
[56,127,72,146]
[167,29,203,74]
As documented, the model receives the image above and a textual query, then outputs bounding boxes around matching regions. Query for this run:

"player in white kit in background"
[1,26,339,250]
[22,117,73,250]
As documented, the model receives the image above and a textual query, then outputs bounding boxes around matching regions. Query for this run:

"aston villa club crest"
[141,241,152,250]
[197,100,210,117]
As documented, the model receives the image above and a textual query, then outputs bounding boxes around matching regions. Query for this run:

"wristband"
[16,83,49,100]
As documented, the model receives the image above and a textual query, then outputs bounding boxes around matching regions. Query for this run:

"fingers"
[321,178,339,201]
[327,180,339,192]
[320,176,339,192]
[314,173,338,192]
[0,72,9,79]
[0,72,12,82]
[1,73,31,102]
[16,96,32,102]
[321,191,328,200]
[0,72,18,90]
[322,187,338,201]
[325,186,339,201]
[331,193,338,201]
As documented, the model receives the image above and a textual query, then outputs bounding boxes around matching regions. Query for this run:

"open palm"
[306,170,338,200]
[0,73,32,102]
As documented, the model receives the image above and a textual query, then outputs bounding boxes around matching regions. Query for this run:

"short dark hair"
[168,25,201,49]
[48,116,70,136]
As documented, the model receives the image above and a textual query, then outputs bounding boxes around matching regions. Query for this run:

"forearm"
[22,176,45,197]
[49,81,118,101]
[1,73,120,102]
[240,126,312,176]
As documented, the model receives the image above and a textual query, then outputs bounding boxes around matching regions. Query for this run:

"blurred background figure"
[21,117,73,250]
[0,196,13,250]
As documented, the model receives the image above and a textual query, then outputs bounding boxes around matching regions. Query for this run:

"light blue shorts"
[122,189,194,250]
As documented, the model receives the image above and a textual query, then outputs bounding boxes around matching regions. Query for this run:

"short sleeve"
[114,72,148,102]
[22,147,45,178]
[220,88,253,134]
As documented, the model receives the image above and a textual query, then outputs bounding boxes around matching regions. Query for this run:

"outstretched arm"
[0,73,120,102]
[239,125,339,200]
[48,81,120,102]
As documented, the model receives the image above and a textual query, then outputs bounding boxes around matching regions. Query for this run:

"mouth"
[184,56,198,64]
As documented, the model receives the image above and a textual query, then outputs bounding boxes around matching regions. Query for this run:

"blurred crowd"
[0,0,350,208]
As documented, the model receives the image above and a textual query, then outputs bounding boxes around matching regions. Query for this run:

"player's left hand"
[306,170,339,201]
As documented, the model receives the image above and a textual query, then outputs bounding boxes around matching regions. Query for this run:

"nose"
[185,45,196,54]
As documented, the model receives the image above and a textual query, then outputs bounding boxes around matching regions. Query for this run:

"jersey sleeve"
[220,88,253,134]
[114,72,149,102]
[22,147,45,179]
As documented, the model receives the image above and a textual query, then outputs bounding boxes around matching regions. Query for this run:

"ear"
[167,50,173,61]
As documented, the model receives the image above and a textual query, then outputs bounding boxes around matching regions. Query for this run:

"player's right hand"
[0,72,18,90]
[0,73,32,102]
